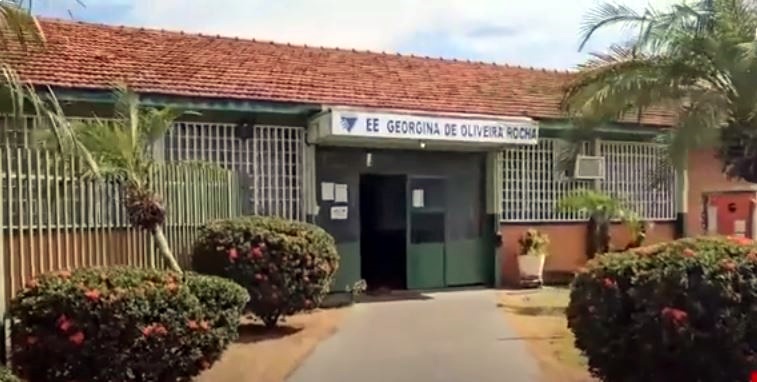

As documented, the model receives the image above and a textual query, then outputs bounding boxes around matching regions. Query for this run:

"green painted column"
[304,144,318,223]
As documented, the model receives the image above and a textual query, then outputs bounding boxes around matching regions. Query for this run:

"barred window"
[502,139,676,222]
[502,139,593,222]
[166,122,305,221]
[600,141,675,221]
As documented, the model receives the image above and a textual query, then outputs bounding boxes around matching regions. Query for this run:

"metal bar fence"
[0,147,241,314]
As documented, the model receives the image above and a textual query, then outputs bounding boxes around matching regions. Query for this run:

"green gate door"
[406,176,446,289]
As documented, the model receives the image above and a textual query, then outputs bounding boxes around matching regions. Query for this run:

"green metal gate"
[406,176,446,289]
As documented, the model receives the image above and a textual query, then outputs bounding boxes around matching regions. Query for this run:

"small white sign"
[335,184,348,203]
[735,219,747,234]
[412,189,424,208]
[321,182,335,201]
[330,206,348,220]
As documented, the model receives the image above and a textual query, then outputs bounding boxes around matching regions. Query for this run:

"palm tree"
[562,0,757,182]
[558,189,641,258]
[0,0,44,50]
[37,86,187,273]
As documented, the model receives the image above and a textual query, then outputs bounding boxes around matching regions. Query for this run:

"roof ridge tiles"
[19,18,672,126]
[39,17,570,72]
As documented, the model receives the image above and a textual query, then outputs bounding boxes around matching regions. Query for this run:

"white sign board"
[412,189,424,208]
[330,206,348,220]
[321,182,334,201]
[334,184,348,203]
[330,109,538,145]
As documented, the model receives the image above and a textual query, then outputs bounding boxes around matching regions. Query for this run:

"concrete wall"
[499,221,676,285]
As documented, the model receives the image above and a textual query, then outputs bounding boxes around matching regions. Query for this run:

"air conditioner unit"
[573,155,605,180]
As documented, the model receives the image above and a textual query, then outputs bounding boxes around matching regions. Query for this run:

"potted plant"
[517,229,550,287]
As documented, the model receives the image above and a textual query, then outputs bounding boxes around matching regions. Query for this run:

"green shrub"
[0,367,20,382]
[185,272,249,339]
[9,267,247,382]
[193,216,339,327]
[567,236,757,382]
[518,228,550,256]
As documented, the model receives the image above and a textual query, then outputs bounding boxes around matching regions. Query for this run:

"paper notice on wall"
[412,189,424,208]
[321,182,335,201]
[334,184,348,203]
[330,206,348,220]
[735,219,747,235]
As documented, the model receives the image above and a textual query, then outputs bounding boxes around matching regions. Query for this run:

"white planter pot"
[518,254,546,281]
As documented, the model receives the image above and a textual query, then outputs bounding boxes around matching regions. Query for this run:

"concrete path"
[288,289,540,382]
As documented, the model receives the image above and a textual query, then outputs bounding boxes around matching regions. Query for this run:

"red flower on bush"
[84,289,101,302]
[68,331,85,346]
[661,307,689,325]
[728,236,753,246]
[26,279,39,289]
[227,248,239,263]
[142,323,168,337]
[26,336,38,345]
[56,270,72,279]
[682,248,696,258]
[57,314,73,332]
[250,246,263,259]
[166,282,179,293]
[602,277,617,289]
[187,320,210,332]
[720,260,738,272]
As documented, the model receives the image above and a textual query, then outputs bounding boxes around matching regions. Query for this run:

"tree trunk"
[151,224,182,274]
[587,214,611,259]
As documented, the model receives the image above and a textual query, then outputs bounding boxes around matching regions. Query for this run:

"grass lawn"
[498,287,595,382]
[197,308,348,382]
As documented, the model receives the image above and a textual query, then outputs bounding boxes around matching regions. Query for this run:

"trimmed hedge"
[193,216,339,327]
[0,367,19,382]
[567,236,757,382]
[9,267,248,382]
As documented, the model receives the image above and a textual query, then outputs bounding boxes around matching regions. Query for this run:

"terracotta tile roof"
[8,19,673,126]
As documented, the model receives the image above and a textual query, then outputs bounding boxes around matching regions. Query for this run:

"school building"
[2,19,750,292]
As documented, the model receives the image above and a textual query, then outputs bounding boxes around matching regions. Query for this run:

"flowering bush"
[9,267,248,382]
[567,236,757,381]
[185,272,249,357]
[0,367,19,382]
[193,216,339,327]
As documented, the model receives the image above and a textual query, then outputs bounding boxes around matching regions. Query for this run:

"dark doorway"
[360,174,407,290]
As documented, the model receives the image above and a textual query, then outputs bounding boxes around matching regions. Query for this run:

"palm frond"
[139,107,183,146]
[579,2,647,51]
[557,188,634,220]
[0,1,43,52]
[563,46,698,120]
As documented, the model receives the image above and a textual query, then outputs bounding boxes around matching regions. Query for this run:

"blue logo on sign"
[340,116,358,133]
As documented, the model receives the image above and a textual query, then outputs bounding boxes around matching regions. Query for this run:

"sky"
[31,0,676,70]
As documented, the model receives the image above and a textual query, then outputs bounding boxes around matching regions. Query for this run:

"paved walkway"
[288,289,540,382]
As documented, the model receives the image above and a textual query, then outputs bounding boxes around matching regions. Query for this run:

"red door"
[706,192,755,237]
